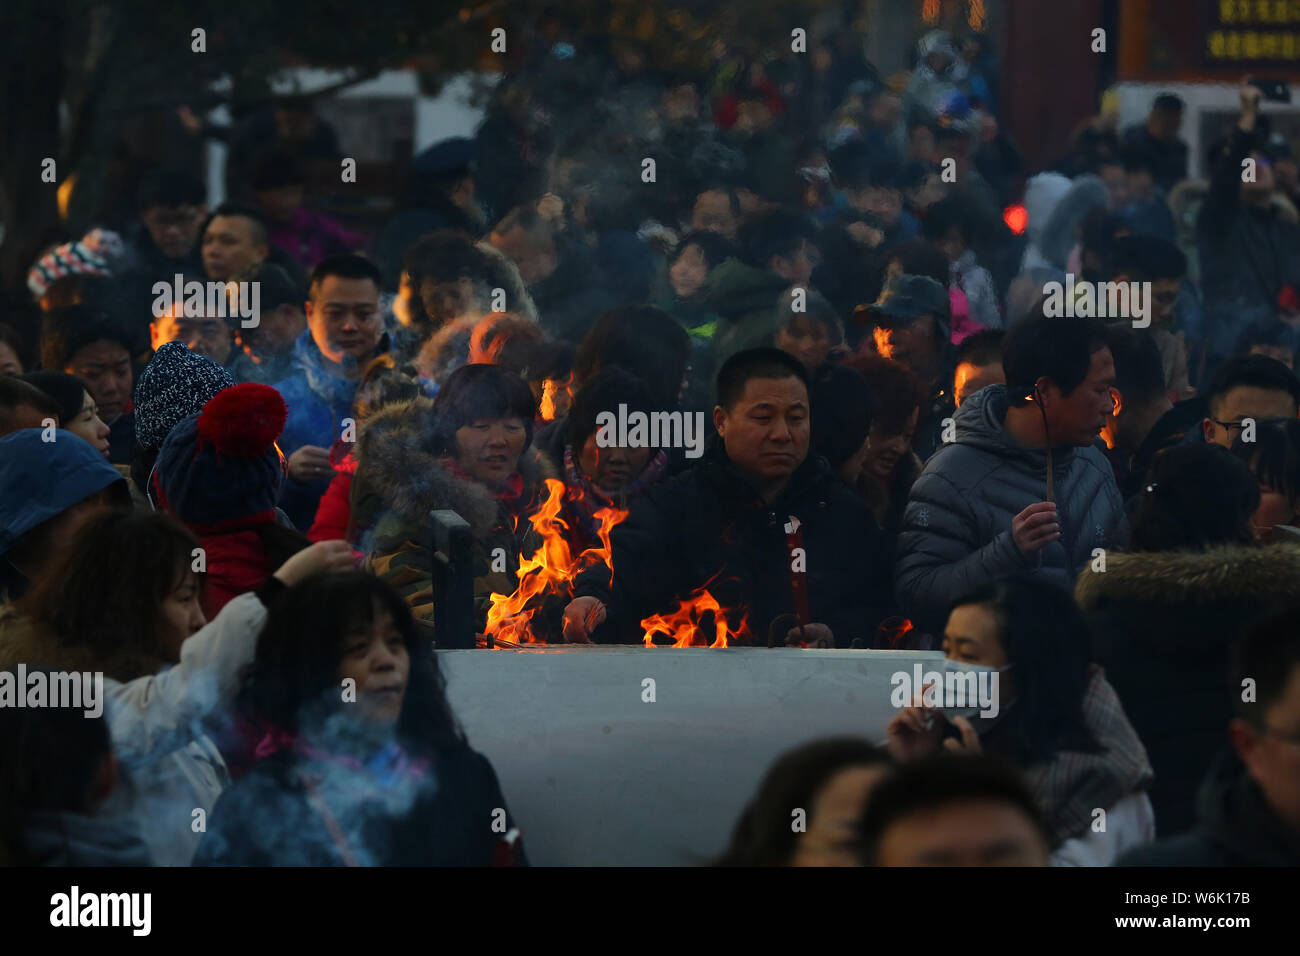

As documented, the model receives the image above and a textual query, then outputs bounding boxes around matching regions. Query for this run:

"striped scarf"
[1023,666,1155,847]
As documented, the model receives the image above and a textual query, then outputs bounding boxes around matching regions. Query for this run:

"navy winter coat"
[895,385,1126,634]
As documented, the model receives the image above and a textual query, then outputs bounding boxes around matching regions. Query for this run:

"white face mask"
[943,658,1001,675]
[940,657,1013,723]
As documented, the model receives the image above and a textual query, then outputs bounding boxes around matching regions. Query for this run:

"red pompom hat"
[154,383,289,528]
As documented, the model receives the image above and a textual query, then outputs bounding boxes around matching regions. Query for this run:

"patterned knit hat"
[133,342,236,450]
[155,383,287,527]
[27,229,126,298]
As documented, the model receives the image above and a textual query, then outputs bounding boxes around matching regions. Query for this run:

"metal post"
[428,509,474,649]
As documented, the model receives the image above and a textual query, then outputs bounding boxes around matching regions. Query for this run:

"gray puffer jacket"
[895,384,1126,634]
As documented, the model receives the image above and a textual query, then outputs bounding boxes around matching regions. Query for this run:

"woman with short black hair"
[352,363,556,630]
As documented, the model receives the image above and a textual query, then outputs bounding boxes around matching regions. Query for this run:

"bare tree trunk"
[63,2,127,233]
[0,3,66,298]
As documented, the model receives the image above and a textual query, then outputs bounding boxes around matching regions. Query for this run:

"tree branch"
[109,0,519,115]
[107,65,385,117]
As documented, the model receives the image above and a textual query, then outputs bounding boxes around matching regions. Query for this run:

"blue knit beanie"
[134,342,236,450]
[154,383,287,527]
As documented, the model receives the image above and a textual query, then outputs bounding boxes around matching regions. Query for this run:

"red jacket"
[150,470,282,617]
[307,448,358,543]
[196,513,281,618]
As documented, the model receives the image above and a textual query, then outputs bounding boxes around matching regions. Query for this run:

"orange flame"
[871,325,892,359]
[538,373,573,422]
[539,380,559,421]
[485,479,627,645]
[878,617,914,650]
[640,584,749,648]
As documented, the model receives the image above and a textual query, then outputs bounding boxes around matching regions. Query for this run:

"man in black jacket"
[1198,81,1300,365]
[1120,93,1189,194]
[489,205,615,344]
[856,275,956,461]
[374,137,486,290]
[116,170,208,353]
[1120,604,1300,865]
[122,170,207,283]
[563,348,891,648]
[1102,327,1175,501]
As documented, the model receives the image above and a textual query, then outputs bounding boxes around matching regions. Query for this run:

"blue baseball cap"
[0,429,127,556]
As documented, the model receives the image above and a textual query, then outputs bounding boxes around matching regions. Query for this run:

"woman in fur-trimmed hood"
[1075,443,1300,837]
[1076,545,1300,839]
[350,364,557,633]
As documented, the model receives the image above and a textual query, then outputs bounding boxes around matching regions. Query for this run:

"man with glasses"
[119,170,208,347]
[148,276,237,368]
[1201,353,1300,448]
[130,169,207,268]
[273,254,389,529]
[1122,605,1300,866]
[896,313,1124,637]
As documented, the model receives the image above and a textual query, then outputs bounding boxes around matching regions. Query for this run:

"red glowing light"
[1003,204,1028,235]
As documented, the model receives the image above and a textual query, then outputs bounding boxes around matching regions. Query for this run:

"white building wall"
[1116,80,1300,178]
[204,68,495,206]
[274,68,493,151]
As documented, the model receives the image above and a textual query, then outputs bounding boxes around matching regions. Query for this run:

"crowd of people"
[2,17,1300,868]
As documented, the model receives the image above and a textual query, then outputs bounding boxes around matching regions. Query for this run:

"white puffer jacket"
[103,591,268,865]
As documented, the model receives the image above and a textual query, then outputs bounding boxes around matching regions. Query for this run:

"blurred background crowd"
[2,0,1300,870]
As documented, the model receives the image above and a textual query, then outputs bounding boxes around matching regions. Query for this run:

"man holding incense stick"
[895,313,1125,636]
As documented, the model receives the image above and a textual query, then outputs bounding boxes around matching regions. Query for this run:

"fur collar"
[0,607,169,683]
[1074,544,1300,609]
[355,396,557,539]
[413,316,476,382]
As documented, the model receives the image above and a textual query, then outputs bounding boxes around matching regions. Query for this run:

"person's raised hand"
[1240,76,1263,114]
[886,706,943,762]
[1012,501,1060,558]
[941,716,982,754]
[537,193,565,227]
[272,540,357,588]
[177,105,203,136]
[287,445,336,484]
